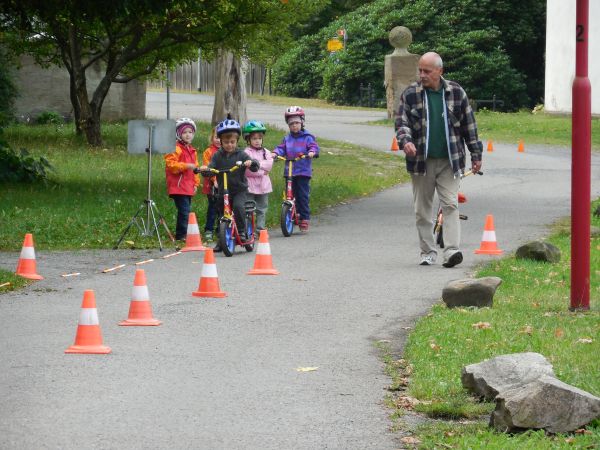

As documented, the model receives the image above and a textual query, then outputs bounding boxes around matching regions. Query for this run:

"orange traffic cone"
[487,140,494,152]
[248,230,280,275]
[181,212,207,252]
[474,214,504,255]
[119,269,162,326]
[192,248,227,298]
[391,136,400,152]
[15,233,43,280]
[65,290,111,354]
[518,139,525,153]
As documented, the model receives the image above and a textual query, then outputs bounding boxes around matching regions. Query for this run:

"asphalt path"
[1,92,599,449]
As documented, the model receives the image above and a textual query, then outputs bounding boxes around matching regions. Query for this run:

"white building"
[545,0,599,115]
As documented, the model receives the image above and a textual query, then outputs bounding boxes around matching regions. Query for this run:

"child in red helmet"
[164,118,200,242]
[273,106,320,233]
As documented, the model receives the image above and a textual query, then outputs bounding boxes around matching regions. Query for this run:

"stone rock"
[515,241,561,263]
[490,375,600,433]
[591,226,600,238]
[461,352,555,401]
[442,277,502,309]
[593,204,600,217]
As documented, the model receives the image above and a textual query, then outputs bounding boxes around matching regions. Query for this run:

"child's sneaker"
[299,219,309,233]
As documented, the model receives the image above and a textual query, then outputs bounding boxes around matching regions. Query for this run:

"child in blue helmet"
[273,106,320,232]
[199,116,260,251]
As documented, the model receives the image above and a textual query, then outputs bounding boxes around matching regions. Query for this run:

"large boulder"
[442,277,502,309]
[515,241,561,263]
[490,375,600,433]
[461,352,555,401]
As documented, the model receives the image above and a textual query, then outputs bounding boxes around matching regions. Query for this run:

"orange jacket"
[164,141,200,196]
[201,144,219,195]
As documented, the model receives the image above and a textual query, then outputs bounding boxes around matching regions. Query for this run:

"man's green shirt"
[425,87,448,159]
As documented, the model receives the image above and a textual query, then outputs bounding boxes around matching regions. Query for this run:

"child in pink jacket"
[243,120,273,236]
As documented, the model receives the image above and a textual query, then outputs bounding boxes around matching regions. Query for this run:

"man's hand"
[308,151,315,158]
[243,160,253,168]
[187,163,197,170]
[472,161,482,173]
[403,142,417,157]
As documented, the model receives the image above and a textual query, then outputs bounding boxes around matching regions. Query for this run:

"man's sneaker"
[419,254,435,266]
[204,231,213,241]
[443,251,463,268]
[299,219,309,233]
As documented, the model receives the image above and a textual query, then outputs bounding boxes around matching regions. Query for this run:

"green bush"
[0,49,19,127]
[36,110,64,125]
[273,0,536,109]
[0,133,54,184]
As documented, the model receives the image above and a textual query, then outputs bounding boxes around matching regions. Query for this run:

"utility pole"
[570,0,591,310]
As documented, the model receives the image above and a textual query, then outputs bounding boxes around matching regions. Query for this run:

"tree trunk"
[68,74,82,135]
[212,49,247,127]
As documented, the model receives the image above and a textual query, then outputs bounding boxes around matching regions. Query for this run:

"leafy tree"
[273,0,543,110]
[0,49,18,127]
[0,0,323,146]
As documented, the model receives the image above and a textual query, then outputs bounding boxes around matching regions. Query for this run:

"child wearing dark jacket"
[199,117,259,252]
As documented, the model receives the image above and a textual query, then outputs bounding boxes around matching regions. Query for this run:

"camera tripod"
[114,124,175,250]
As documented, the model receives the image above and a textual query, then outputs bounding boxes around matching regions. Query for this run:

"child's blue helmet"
[216,115,241,137]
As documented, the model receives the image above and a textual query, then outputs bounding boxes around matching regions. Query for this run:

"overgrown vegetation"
[383,201,600,447]
[0,132,54,183]
[273,0,544,109]
[0,122,406,251]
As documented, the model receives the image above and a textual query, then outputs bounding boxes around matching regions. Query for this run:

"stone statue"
[384,26,420,119]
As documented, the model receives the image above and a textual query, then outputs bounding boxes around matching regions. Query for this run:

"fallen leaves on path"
[296,367,318,372]
[471,321,492,329]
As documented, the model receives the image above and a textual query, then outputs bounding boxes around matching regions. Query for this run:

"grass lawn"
[0,122,406,251]
[369,111,600,150]
[382,203,600,448]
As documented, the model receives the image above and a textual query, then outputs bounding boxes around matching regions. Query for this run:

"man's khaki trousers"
[410,158,460,262]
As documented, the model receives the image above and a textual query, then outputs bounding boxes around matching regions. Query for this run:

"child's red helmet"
[284,106,305,123]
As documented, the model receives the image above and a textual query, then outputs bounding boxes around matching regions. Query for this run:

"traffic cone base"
[119,270,162,326]
[518,139,525,153]
[15,233,44,280]
[192,249,227,297]
[487,140,494,152]
[181,212,207,252]
[248,230,279,275]
[474,214,504,255]
[65,290,111,354]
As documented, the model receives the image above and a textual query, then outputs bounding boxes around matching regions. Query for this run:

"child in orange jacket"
[164,118,200,241]
[202,127,220,241]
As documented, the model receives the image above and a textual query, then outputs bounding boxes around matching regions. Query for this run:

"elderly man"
[395,52,483,267]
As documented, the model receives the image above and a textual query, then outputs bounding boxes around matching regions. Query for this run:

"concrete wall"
[545,0,599,114]
[13,55,146,122]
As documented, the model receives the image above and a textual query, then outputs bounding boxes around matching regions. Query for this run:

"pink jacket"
[244,146,273,194]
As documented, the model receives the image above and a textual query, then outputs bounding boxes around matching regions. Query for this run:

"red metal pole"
[571,0,591,310]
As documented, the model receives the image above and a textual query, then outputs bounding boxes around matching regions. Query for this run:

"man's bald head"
[418,52,444,90]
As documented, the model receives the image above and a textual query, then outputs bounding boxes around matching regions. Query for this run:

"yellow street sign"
[327,38,343,52]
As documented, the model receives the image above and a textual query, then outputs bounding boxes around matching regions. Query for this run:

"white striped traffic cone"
[65,290,111,354]
[248,230,279,275]
[119,269,162,326]
[181,212,207,252]
[15,233,43,280]
[192,248,227,298]
[474,214,504,255]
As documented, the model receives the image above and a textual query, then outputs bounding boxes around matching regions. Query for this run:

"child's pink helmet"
[284,106,305,123]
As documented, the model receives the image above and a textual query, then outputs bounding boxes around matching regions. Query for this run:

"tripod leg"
[114,203,146,249]
[148,201,164,251]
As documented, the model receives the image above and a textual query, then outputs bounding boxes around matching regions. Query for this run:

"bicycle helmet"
[284,106,305,123]
[242,120,267,139]
[216,115,241,137]
[175,117,196,141]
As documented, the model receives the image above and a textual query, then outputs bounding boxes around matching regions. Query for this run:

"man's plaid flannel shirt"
[394,77,482,176]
